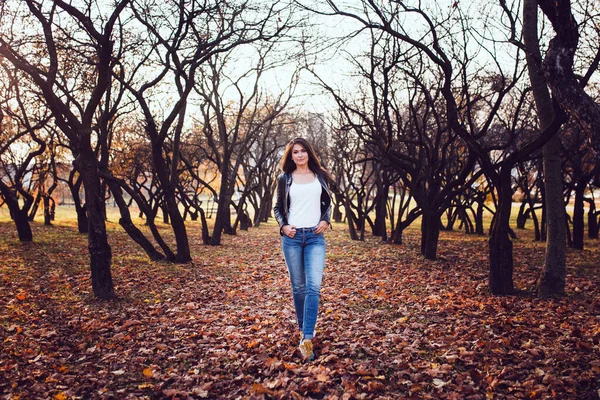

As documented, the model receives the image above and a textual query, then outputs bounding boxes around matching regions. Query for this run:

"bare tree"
[0,0,130,298]
[520,0,600,295]
[535,0,600,152]
[521,0,567,296]
[116,0,293,253]
[109,130,176,260]
[234,114,294,230]
[305,0,570,293]
[562,124,597,250]
[0,63,53,240]
[514,159,542,239]
[328,125,383,241]
[193,47,296,245]
[310,9,481,259]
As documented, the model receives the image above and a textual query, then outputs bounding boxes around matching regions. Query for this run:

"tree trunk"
[252,194,266,227]
[587,201,598,239]
[393,206,404,244]
[169,206,191,261]
[516,201,528,229]
[443,208,458,231]
[590,213,599,239]
[232,190,252,232]
[43,195,52,226]
[101,182,108,221]
[530,203,541,241]
[459,208,474,234]
[420,212,440,260]
[538,132,567,296]
[14,209,33,242]
[333,194,343,223]
[344,199,359,241]
[488,171,514,295]
[223,206,235,234]
[211,190,231,245]
[252,202,263,227]
[0,181,33,242]
[199,207,211,245]
[69,174,88,234]
[77,149,114,300]
[475,196,485,235]
[261,194,273,224]
[211,163,236,245]
[358,199,366,241]
[524,0,566,296]
[106,180,164,261]
[239,211,251,231]
[540,190,547,241]
[28,192,41,221]
[565,212,572,247]
[152,144,191,261]
[117,185,174,259]
[571,179,585,250]
[50,199,56,221]
[161,204,169,224]
[76,205,88,234]
[372,181,388,239]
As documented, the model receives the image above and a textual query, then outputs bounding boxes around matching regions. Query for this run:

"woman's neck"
[294,166,312,175]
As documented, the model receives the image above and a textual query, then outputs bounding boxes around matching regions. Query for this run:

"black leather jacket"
[273,172,332,235]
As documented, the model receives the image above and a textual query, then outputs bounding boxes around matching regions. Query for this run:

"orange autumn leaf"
[251,383,269,395]
[143,368,154,378]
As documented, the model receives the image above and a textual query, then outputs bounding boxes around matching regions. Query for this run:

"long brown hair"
[280,137,333,182]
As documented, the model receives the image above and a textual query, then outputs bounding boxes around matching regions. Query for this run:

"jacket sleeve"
[320,185,332,227]
[273,174,287,234]
[321,203,332,226]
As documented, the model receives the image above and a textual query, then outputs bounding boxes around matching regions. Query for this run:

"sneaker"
[298,339,315,362]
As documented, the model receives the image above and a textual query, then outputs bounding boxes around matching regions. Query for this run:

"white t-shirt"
[288,178,322,228]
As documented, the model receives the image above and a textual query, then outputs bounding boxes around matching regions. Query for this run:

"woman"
[273,137,333,362]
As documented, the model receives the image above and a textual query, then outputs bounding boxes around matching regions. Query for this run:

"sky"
[251,0,517,115]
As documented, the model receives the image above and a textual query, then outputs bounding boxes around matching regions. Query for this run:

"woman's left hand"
[314,220,329,234]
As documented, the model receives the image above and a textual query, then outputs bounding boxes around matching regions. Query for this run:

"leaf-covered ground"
[0,213,599,399]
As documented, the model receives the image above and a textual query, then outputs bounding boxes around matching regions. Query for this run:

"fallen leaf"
[143,368,153,378]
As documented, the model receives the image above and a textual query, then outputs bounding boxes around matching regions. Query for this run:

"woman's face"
[291,143,309,167]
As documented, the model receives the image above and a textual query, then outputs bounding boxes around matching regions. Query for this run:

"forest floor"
[0,212,599,399]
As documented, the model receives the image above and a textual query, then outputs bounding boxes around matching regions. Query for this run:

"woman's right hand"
[282,225,296,238]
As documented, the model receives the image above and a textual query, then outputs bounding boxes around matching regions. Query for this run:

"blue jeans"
[281,227,326,340]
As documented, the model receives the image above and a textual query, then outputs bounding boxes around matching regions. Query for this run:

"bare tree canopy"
[0,0,598,301]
